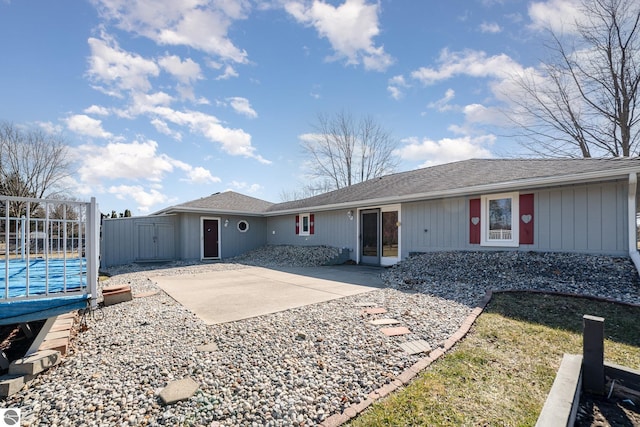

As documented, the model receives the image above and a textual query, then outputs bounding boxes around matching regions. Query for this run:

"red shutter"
[469,198,480,244]
[295,215,300,235]
[519,193,534,245]
[309,214,315,235]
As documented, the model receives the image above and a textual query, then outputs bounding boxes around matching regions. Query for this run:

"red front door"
[203,219,219,258]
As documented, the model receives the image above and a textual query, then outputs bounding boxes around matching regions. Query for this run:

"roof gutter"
[628,173,640,277]
[264,165,640,216]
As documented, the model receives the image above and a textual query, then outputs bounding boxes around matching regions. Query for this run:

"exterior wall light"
[347,210,354,220]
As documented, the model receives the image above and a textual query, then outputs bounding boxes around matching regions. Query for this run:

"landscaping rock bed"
[229,245,341,267]
[384,251,640,305]
[3,248,639,426]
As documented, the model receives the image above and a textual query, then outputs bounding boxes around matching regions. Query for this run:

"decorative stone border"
[321,289,640,427]
[320,290,494,427]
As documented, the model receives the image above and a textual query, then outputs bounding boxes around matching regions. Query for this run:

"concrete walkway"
[151,265,385,325]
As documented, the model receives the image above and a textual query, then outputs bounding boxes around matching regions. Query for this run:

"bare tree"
[279,180,335,202]
[0,122,72,199]
[0,122,73,218]
[299,111,399,192]
[507,0,640,157]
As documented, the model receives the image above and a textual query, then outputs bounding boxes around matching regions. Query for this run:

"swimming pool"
[1,258,87,299]
[0,258,89,325]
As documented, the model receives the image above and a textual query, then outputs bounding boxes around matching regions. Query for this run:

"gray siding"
[176,213,267,260]
[101,213,267,267]
[401,180,629,257]
[100,215,177,268]
[219,215,268,259]
[101,180,632,268]
[401,198,468,256]
[534,182,627,253]
[176,213,201,260]
[266,211,358,259]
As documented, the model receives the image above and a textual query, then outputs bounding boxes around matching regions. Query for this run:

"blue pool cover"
[1,258,87,299]
[0,258,89,325]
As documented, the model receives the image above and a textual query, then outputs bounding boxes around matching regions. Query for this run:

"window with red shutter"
[480,192,520,247]
[297,213,312,236]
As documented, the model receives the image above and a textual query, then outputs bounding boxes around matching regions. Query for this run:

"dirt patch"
[576,393,640,426]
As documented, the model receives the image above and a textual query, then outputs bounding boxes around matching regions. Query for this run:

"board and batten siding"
[218,216,268,259]
[401,180,630,257]
[100,215,178,268]
[401,198,468,257]
[266,211,358,259]
[176,213,268,260]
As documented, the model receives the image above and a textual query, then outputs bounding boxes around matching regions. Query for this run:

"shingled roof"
[158,191,274,215]
[154,158,640,216]
[265,158,640,213]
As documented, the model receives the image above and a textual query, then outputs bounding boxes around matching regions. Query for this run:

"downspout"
[628,173,640,276]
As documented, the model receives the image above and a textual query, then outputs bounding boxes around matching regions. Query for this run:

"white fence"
[0,195,99,308]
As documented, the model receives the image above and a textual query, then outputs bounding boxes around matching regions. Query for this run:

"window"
[480,192,519,247]
[237,220,249,232]
[296,213,314,236]
[382,210,399,258]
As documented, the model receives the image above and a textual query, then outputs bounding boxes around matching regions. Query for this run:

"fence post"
[583,314,605,395]
[86,197,99,309]
[20,216,25,261]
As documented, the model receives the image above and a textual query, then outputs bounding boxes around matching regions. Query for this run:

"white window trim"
[299,213,311,236]
[380,205,401,267]
[480,192,519,247]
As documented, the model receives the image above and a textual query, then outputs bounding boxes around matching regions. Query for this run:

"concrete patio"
[151,264,385,324]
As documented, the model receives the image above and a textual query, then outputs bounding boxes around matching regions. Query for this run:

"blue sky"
[0,0,583,215]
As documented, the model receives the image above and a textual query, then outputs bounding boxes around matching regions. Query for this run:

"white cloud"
[84,105,110,115]
[480,22,501,33]
[128,91,174,115]
[158,54,202,84]
[87,35,160,95]
[208,61,239,80]
[428,88,456,112]
[66,114,113,138]
[285,0,393,71]
[227,97,258,118]
[395,135,495,167]
[94,0,250,63]
[528,0,583,33]
[36,121,63,134]
[150,118,182,140]
[183,167,221,184]
[77,139,176,184]
[462,103,505,125]
[148,107,270,164]
[229,181,263,194]
[108,184,169,213]
[117,91,269,163]
[387,75,409,100]
[215,64,239,80]
[411,48,524,86]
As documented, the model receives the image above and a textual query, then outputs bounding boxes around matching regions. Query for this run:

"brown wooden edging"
[320,289,640,427]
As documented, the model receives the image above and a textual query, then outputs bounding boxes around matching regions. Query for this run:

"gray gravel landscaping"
[3,248,639,426]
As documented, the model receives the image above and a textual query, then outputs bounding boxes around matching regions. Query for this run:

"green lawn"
[348,292,640,427]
